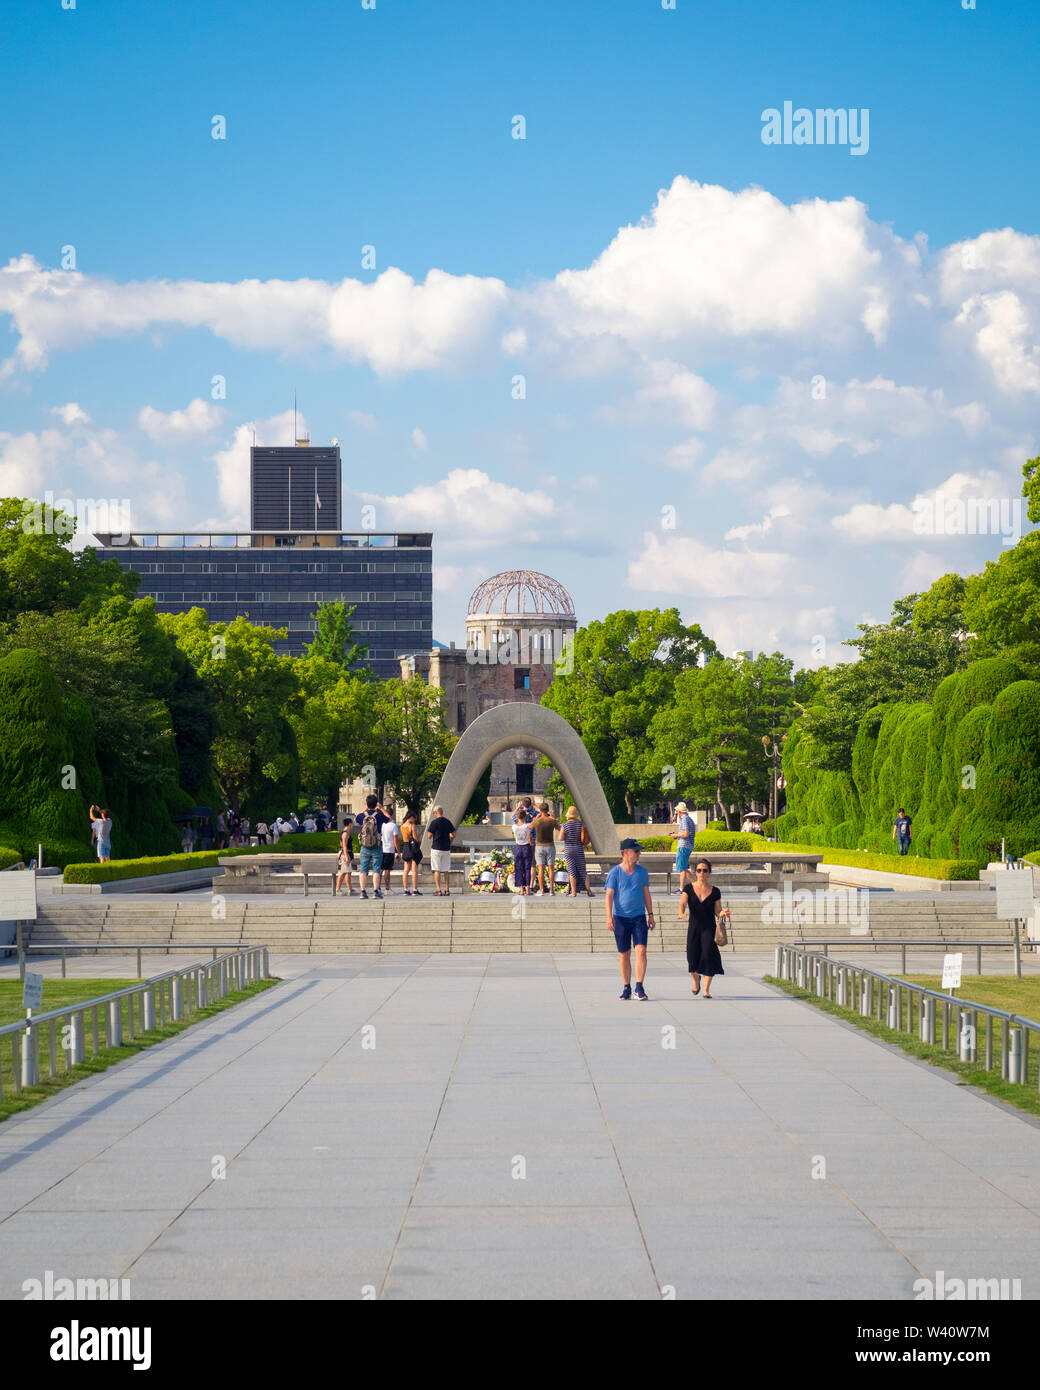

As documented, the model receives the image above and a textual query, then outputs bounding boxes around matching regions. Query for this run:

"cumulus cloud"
[954,291,1040,395]
[636,359,718,429]
[831,469,1018,543]
[51,402,92,426]
[627,529,796,599]
[347,410,377,431]
[412,427,428,451]
[0,256,507,378]
[138,397,224,442]
[540,178,898,349]
[361,468,555,547]
[206,410,302,528]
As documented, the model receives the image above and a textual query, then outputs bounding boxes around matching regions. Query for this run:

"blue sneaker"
[634,982,648,1001]
[619,984,632,1001]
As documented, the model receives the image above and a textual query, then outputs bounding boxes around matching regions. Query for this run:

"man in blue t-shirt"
[892,808,912,857]
[667,800,696,894]
[604,839,656,1000]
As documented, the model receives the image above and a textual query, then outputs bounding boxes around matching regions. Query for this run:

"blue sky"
[2,0,1038,663]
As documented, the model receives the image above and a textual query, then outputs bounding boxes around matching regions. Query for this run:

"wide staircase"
[24,890,1016,955]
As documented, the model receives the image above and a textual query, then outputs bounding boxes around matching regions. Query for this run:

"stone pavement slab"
[2,951,1040,1300]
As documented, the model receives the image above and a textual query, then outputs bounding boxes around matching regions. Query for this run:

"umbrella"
[173,814,195,823]
[192,806,214,817]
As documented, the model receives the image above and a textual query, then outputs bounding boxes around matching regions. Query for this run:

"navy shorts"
[613,914,649,953]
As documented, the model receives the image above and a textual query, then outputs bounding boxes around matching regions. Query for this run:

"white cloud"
[346,410,377,431]
[664,438,704,472]
[412,427,428,451]
[636,359,718,429]
[954,291,1040,395]
[362,468,555,547]
[206,410,302,528]
[138,397,223,442]
[541,178,896,348]
[0,256,507,378]
[51,402,91,426]
[627,529,795,599]
[831,469,1016,543]
[725,506,791,543]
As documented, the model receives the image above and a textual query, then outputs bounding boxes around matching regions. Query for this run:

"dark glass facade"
[93,531,433,678]
[250,445,342,532]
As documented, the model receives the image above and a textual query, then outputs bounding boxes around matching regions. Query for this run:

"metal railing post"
[69,1012,85,1065]
[143,986,156,1032]
[172,977,183,1021]
[107,999,123,1048]
[21,1024,39,1087]
[1009,1028,1023,1084]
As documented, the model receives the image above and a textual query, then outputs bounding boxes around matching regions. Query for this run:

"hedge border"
[638,831,982,880]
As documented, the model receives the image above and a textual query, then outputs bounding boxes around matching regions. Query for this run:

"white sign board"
[0,870,37,922]
[22,972,43,1011]
[941,953,963,991]
[996,868,1035,921]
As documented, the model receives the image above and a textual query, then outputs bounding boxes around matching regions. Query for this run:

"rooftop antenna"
[293,390,297,446]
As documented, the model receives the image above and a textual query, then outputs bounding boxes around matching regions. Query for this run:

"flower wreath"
[468,850,571,894]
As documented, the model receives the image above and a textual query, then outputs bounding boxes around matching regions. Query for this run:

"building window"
[516,763,534,794]
[457,703,466,730]
[514,668,530,690]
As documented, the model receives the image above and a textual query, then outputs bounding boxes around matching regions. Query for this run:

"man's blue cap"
[619,838,641,851]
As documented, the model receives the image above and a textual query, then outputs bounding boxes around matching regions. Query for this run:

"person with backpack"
[353,794,390,900]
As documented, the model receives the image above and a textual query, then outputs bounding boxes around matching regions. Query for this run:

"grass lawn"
[0,975,280,1123]
[902,975,1040,1021]
[766,975,1040,1120]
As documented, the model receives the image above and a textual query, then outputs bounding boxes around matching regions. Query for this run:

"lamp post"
[762,734,787,841]
[500,777,515,812]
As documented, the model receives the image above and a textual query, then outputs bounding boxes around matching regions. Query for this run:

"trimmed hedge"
[0,848,24,871]
[273,832,340,852]
[679,830,982,880]
[63,846,261,885]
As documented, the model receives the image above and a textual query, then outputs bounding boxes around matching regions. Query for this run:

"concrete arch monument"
[424,703,620,857]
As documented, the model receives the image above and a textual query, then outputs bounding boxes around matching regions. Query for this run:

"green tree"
[541,608,717,817]
[1022,454,1040,526]
[162,609,300,813]
[368,679,457,819]
[801,584,970,771]
[0,497,137,620]
[963,532,1040,674]
[305,600,371,671]
[291,656,377,821]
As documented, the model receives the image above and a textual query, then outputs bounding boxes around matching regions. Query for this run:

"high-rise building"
[93,434,432,675]
[250,438,342,532]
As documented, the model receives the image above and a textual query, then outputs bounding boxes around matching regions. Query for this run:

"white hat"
[674,801,688,812]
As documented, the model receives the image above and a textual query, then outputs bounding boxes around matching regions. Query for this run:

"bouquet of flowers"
[468,849,515,893]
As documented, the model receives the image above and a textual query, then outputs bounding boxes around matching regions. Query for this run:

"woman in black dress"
[679,858,730,998]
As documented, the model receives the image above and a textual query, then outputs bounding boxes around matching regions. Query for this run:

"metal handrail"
[0,946,270,1099]
[798,938,1026,977]
[8,943,242,979]
[775,944,1040,1090]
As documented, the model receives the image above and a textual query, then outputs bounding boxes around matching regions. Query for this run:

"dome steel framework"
[467,569,575,620]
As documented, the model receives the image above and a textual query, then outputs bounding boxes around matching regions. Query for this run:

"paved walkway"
[2,953,1040,1300]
